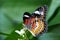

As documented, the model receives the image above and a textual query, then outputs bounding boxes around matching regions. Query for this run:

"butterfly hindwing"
[31,5,48,36]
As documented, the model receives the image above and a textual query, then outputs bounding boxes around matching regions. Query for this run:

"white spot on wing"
[40,12,44,15]
[34,11,44,15]
[34,11,40,15]
[24,15,29,17]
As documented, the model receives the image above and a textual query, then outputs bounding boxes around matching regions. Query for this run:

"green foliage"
[0,0,60,40]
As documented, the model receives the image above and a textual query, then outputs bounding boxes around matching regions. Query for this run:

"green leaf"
[47,0,60,21]
[0,13,15,34]
[48,7,60,26]
[0,35,7,40]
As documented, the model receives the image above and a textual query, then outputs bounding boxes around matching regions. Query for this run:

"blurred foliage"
[0,0,60,40]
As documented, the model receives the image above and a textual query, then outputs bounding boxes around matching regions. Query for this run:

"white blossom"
[15,28,25,36]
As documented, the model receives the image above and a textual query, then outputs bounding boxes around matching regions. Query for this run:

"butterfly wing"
[23,5,48,37]
[30,5,48,37]
[23,12,31,29]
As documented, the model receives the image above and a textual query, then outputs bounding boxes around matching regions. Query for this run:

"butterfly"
[23,5,48,37]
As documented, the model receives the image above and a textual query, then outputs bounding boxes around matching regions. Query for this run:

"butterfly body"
[23,5,48,37]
